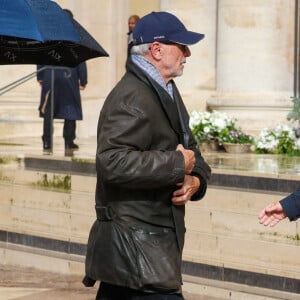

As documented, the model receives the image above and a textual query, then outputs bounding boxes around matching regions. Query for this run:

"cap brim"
[168,31,205,45]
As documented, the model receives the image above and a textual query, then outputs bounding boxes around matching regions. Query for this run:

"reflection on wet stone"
[205,152,300,175]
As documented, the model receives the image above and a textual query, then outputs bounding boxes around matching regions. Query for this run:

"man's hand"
[258,201,287,227]
[172,175,200,205]
[176,144,195,174]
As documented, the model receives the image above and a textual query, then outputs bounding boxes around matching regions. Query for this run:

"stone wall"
[0,157,299,294]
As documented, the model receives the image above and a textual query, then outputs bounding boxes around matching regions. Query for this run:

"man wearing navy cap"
[84,11,211,300]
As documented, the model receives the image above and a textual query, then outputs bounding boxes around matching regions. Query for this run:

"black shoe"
[42,137,51,150]
[64,149,74,157]
[65,142,79,150]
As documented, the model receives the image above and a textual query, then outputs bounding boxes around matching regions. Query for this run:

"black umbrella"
[0,0,109,153]
[0,0,109,67]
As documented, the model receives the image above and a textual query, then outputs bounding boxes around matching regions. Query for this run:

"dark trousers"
[42,101,76,145]
[96,282,185,300]
[63,119,76,145]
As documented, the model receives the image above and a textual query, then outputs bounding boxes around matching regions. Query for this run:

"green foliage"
[277,131,298,154]
[255,125,300,155]
[287,233,300,241]
[0,142,24,146]
[71,157,94,163]
[189,110,253,144]
[287,97,300,123]
[36,174,71,191]
[0,170,13,182]
[0,156,19,164]
[219,129,254,144]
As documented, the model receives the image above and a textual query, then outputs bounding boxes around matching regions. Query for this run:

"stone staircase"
[0,154,299,299]
[0,94,65,139]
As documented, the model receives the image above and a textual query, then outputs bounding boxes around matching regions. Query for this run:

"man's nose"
[184,46,191,57]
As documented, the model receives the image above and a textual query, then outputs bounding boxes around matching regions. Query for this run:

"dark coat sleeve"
[77,62,87,86]
[96,80,186,190]
[97,110,186,189]
[36,65,50,113]
[37,65,44,81]
[172,83,211,201]
[280,188,300,221]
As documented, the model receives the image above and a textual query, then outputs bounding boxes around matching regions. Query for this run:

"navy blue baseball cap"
[132,11,204,45]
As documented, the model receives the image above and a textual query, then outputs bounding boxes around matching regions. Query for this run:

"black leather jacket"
[84,57,211,293]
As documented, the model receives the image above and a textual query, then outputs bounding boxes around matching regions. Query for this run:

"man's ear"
[149,42,163,60]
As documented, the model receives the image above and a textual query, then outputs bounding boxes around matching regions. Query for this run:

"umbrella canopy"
[0,0,109,67]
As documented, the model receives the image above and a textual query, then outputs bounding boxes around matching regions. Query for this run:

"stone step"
[0,119,64,139]
[0,153,300,298]
[183,275,300,300]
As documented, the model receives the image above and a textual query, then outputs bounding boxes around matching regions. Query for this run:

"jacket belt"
[95,206,115,221]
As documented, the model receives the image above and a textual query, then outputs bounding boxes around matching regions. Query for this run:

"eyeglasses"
[161,42,189,53]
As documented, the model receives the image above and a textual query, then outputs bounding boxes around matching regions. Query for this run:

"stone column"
[160,0,218,112]
[208,0,296,134]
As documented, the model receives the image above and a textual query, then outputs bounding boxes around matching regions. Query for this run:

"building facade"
[0,0,298,138]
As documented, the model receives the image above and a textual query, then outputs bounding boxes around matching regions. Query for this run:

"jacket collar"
[131,54,174,99]
[126,57,182,138]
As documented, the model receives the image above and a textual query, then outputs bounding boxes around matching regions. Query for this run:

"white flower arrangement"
[210,111,236,133]
[189,110,236,143]
[255,124,300,155]
[190,104,300,156]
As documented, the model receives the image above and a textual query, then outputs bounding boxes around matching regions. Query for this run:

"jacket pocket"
[85,219,139,288]
[130,225,182,292]
[85,218,182,293]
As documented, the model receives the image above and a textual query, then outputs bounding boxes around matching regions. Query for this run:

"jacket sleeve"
[176,89,211,201]
[97,98,186,190]
[280,188,300,221]
[189,136,211,201]
[77,62,88,86]
[37,65,44,81]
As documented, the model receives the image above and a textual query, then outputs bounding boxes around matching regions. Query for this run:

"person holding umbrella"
[37,9,88,152]
[0,1,108,152]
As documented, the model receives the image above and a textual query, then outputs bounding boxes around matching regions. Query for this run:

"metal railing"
[0,66,70,153]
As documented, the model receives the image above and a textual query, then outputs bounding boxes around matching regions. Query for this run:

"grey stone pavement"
[2,264,300,300]
[0,265,223,300]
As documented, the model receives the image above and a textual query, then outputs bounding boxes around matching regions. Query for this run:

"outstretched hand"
[258,202,287,227]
